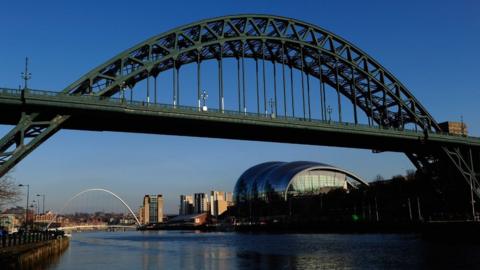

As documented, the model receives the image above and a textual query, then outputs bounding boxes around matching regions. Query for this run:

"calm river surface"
[46,230,480,269]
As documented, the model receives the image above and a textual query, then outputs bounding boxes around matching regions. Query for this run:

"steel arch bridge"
[0,15,479,199]
[46,188,141,229]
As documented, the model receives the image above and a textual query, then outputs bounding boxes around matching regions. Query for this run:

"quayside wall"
[0,237,69,269]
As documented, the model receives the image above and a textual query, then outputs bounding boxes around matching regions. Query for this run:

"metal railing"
[0,87,478,141]
[0,231,61,249]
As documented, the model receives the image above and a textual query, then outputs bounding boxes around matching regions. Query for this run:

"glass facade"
[234,161,366,204]
[149,197,158,223]
[142,194,163,224]
[287,171,348,197]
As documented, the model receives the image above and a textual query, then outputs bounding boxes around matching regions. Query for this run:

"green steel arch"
[63,14,438,132]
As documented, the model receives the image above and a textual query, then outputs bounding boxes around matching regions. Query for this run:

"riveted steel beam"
[0,112,68,177]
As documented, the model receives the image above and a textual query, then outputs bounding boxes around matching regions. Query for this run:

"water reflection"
[46,231,480,270]
[138,231,234,269]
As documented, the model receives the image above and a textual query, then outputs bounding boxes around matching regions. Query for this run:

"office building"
[179,195,194,215]
[194,193,209,214]
[141,194,164,224]
[210,190,229,217]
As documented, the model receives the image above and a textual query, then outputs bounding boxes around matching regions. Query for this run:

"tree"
[405,169,416,181]
[0,173,21,209]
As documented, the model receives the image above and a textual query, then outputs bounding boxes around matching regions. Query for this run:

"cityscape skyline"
[1,0,479,214]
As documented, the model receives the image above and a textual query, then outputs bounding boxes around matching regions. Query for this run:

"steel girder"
[56,14,446,184]
[62,15,438,132]
[442,146,480,199]
[0,112,68,175]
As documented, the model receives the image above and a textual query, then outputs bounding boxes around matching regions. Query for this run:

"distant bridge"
[46,188,141,229]
[52,224,136,231]
[0,14,478,200]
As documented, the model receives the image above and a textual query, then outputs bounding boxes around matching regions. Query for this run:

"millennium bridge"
[0,15,479,200]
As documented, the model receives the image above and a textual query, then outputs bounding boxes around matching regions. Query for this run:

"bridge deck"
[1,88,478,152]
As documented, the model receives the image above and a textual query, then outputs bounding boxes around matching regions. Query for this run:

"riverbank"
[140,220,480,242]
[0,237,69,269]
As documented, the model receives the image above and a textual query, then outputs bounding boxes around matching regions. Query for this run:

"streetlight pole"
[18,184,30,231]
[33,200,39,215]
[37,194,45,214]
[327,105,332,123]
[30,203,35,229]
[201,90,208,111]
[21,57,32,90]
[268,98,275,118]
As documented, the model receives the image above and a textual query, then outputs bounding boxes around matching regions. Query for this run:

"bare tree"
[0,173,21,208]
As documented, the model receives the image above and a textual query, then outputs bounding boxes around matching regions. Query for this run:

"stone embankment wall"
[0,237,69,269]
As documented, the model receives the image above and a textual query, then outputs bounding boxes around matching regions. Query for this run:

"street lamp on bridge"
[201,90,208,111]
[20,57,31,90]
[327,106,332,123]
[268,98,276,118]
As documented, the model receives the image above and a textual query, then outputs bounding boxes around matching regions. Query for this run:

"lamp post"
[37,194,45,214]
[18,184,30,231]
[21,57,32,89]
[32,200,39,215]
[327,106,332,123]
[268,98,275,118]
[201,90,208,111]
[30,203,36,230]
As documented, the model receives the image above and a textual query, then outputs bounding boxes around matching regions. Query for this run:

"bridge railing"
[0,87,477,141]
[0,87,22,96]
[0,231,60,249]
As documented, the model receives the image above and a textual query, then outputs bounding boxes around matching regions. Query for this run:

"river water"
[46,231,480,269]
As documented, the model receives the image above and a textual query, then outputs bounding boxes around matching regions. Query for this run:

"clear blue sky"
[1,0,479,214]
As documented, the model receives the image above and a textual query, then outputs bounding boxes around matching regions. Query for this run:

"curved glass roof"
[233,161,367,203]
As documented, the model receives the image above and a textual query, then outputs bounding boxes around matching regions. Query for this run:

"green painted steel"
[0,88,479,148]
[61,14,438,132]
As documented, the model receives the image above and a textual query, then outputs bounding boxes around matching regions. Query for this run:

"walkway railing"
[0,231,60,249]
[0,87,478,142]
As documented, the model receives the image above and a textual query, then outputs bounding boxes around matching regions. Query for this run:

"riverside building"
[194,193,209,214]
[233,161,367,221]
[210,191,233,218]
[177,191,233,218]
[140,195,164,224]
[179,195,194,215]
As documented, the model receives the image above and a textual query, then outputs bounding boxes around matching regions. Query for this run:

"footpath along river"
[44,230,480,269]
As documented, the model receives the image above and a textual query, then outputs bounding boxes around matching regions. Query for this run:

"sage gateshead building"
[233,161,368,220]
